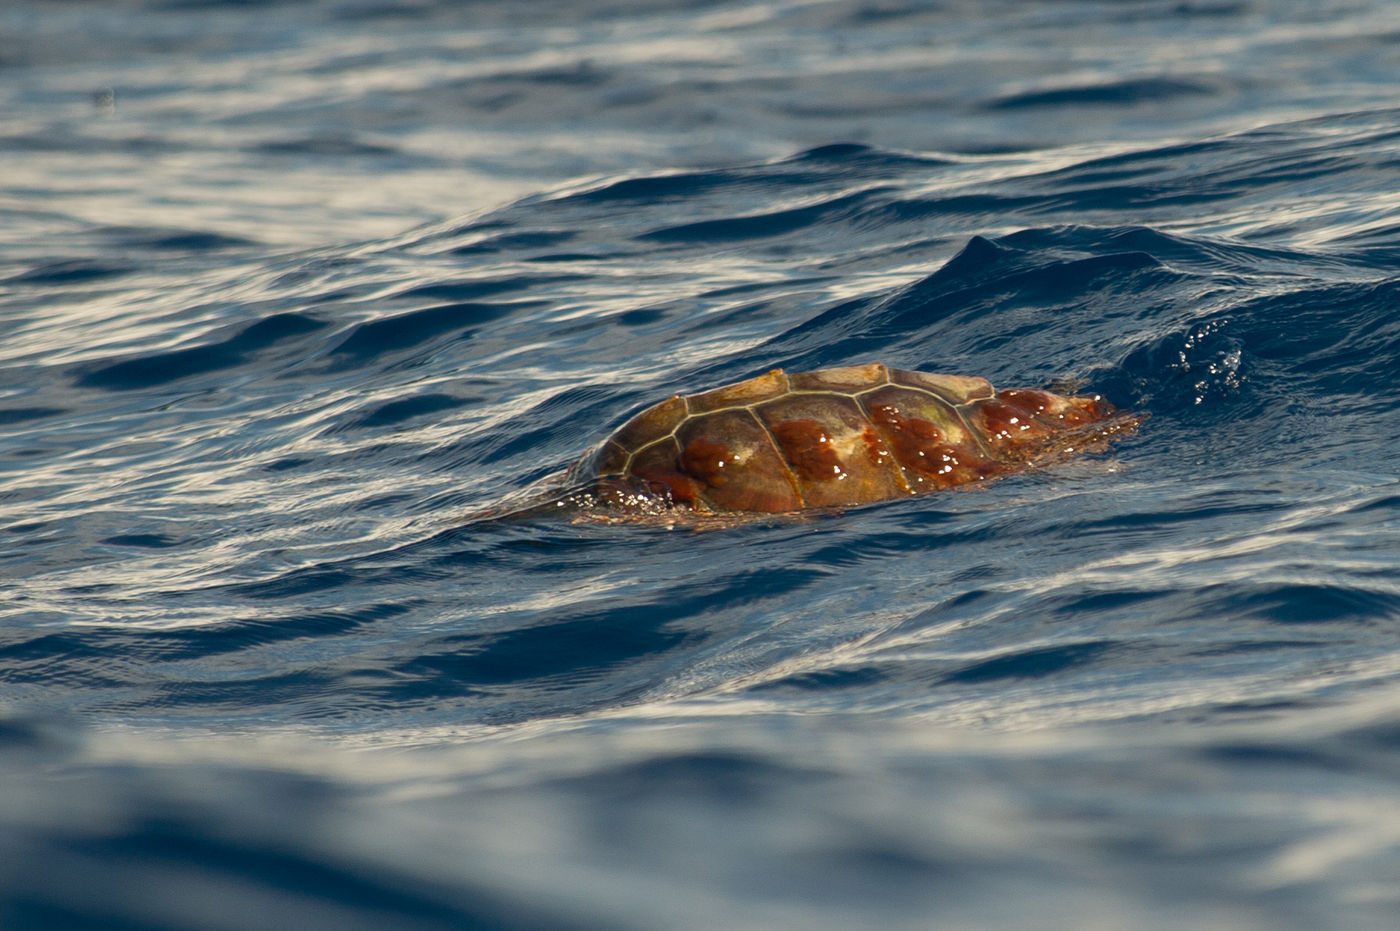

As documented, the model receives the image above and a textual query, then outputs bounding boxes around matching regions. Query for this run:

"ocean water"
[4,0,1400,927]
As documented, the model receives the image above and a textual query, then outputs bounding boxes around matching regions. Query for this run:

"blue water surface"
[4,1,1400,927]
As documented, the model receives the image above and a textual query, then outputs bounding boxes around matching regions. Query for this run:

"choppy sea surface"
[5,1,1400,927]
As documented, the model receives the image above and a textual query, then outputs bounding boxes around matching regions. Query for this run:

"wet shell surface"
[570,362,1139,513]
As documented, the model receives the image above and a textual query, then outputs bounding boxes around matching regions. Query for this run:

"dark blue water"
[5,1,1400,927]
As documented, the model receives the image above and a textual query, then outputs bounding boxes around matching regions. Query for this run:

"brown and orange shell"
[570,362,1140,513]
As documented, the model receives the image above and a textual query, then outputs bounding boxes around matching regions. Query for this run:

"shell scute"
[676,409,801,511]
[588,439,631,476]
[756,393,909,506]
[858,385,975,450]
[861,395,994,491]
[626,438,684,482]
[575,364,1139,514]
[1000,388,1102,426]
[688,368,789,413]
[787,362,889,393]
[970,389,1101,458]
[891,370,994,404]
[608,394,688,454]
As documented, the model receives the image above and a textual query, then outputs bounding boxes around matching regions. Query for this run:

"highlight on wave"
[497,362,1142,521]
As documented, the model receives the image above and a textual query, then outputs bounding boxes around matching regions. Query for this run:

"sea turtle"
[541,362,1140,516]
